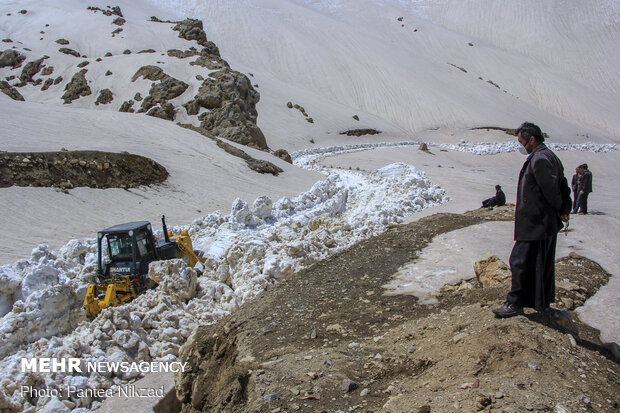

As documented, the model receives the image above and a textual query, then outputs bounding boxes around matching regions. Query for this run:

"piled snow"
[1,136,615,410]
[292,141,619,164]
[0,157,445,411]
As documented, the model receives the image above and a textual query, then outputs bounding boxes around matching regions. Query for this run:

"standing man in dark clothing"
[493,122,570,318]
[571,167,580,213]
[481,184,506,208]
[577,164,593,214]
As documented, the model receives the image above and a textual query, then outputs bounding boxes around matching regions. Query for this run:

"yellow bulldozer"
[83,216,205,318]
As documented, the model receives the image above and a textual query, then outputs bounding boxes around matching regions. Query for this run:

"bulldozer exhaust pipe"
[162,215,170,243]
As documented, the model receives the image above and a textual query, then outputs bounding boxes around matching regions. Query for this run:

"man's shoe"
[492,302,523,318]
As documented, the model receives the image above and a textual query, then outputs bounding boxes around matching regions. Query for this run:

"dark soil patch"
[0,150,168,190]
[340,128,381,137]
[178,206,619,412]
[472,126,550,140]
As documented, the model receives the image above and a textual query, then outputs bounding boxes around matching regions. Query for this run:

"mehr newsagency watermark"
[19,357,189,399]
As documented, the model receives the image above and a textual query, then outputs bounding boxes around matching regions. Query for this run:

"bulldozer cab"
[97,221,157,283]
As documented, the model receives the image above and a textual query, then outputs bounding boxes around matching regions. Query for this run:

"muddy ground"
[0,150,168,190]
[176,206,619,413]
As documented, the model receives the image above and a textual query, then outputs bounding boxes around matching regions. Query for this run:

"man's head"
[516,122,544,154]
[495,184,501,190]
[579,163,588,170]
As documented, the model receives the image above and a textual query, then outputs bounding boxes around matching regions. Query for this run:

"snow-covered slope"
[1,0,619,411]
[148,0,620,150]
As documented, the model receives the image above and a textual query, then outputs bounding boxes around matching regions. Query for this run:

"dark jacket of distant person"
[514,143,568,241]
[495,185,506,206]
[579,166,593,195]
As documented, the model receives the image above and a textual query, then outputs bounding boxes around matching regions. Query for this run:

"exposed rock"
[87,6,123,17]
[340,128,381,137]
[132,67,188,115]
[112,28,123,36]
[0,150,168,189]
[77,61,89,68]
[112,17,126,26]
[274,149,292,164]
[41,78,54,91]
[61,69,91,104]
[0,80,25,101]
[146,77,188,105]
[19,58,45,83]
[134,92,143,101]
[109,6,123,17]
[146,103,176,121]
[353,114,360,120]
[58,47,81,57]
[179,124,282,175]
[246,159,284,176]
[215,139,282,175]
[342,379,359,393]
[55,39,69,45]
[176,323,251,412]
[119,100,135,113]
[185,69,267,149]
[95,88,113,105]
[189,54,229,71]
[41,66,54,76]
[173,18,208,47]
[473,254,510,288]
[53,76,62,85]
[137,49,156,54]
[105,70,112,76]
[201,42,220,57]
[132,65,166,82]
[0,49,26,68]
[123,49,131,55]
[167,49,201,59]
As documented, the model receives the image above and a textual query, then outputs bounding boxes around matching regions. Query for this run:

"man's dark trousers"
[578,193,589,214]
[507,235,557,310]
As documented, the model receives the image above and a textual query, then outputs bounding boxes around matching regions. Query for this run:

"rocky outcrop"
[58,47,81,57]
[0,50,25,68]
[131,65,166,82]
[95,88,113,105]
[173,19,208,47]
[119,100,135,112]
[132,65,188,120]
[61,69,91,103]
[146,102,175,120]
[167,49,201,59]
[473,254,510,288]
[185,68,267,149]
[41,78,53,91]
[0,80,25,101]
[273,149,292,164]
[179,124,283,175]
[340,128,381,137]
[19,58,45,84]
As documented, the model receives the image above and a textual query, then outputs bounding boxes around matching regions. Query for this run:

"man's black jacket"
[515,144,569,241]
